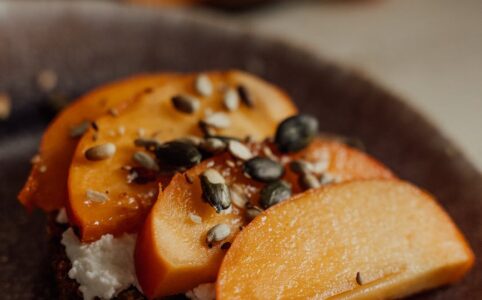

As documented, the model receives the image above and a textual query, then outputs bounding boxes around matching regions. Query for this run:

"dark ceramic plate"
[0,2,480,299]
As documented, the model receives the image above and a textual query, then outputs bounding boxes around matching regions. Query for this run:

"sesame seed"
[194,74,213,97]
[228,140,253,161]
[203,112,231,129]
[223,88,239,112]
[189,213,202,224]
[86,189,109,203]
[172,94,201,114]
[84,143,116,161]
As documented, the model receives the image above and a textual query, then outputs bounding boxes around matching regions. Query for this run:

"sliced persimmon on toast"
[217,180,474,300]
[134,137,394,298]
[67,71,297,241]
[18,74,173,211]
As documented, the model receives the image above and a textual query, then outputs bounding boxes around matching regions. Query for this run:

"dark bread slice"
[48,213,184,300]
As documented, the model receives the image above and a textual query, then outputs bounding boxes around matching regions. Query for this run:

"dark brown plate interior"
[0,2,480,299]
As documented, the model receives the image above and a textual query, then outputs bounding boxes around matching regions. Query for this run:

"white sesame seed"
[202,168,225,184]
[86,189,109,203]
[223,88,239,112]
[228,140,253,161]
[203,112,231,129]
[194,74,213,97]
[189,213,202,224]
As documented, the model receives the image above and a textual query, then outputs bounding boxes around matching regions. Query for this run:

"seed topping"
[86,189,109,203]
[299,173,321,191]
[206,223,231,246]
[228,140,253,161]
[133,151,160,171]
[356,272,363,285]
[70,120,90,138]
[194,74,213,97]
[237,85,254,107]
[200,169,231,213]
[245,205,263,221]
[275,114,318,153]
[223,88,240,111]
[189,213,202,224]
[260,180,292,209]
[289,159,313,175]
[200,138,227,154]
[172,94,200,114]
[203,112,231,129]
[244,157,284,183]
[155,141,202,168]
[229,184,248,208]
[84,143,116,161]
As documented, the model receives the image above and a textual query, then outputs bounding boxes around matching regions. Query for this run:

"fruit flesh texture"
[67,70,297,241]
[216,180,474,300]
[18,74,171,211]
[135,139,395,298]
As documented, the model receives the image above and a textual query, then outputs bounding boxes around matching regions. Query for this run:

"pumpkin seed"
[245,206,263,221]
[289,159,313,175]
[223,88,239,111]
[134,138,162,151]
[259,180,292,209]
[244,157,284,183]
[84,143,116,161]
[237,85,254,107]
[70,120,90,138]
[175,135,203,147]
[86,189,109,203]
[299,173,320,191]
[155,141,202,168]
[228,140,253,161]
[203,112,231,129]
[206,223,231,246]
[275,114,318,153]
[133,151,160,171]
[229,184,248,208]
[200,169,231,213]
[200,137,226,154]
[194,74,213,97]
[171,94,200,114]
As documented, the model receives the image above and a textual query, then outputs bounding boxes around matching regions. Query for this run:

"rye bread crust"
[48,214,184,300]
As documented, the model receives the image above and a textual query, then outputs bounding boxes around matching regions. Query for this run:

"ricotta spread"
[61,228,138,300]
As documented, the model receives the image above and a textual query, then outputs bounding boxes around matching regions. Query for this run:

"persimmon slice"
[18,74,171,211]
[217,180,474,300]
[67,71,297,241]
[135,139,394,298]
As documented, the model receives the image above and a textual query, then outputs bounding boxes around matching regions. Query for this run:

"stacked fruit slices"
[19,71,473,299]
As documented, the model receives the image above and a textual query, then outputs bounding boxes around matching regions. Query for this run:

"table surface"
[197,0,482,171]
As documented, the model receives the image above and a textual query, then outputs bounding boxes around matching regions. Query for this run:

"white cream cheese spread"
[61,228,138,300]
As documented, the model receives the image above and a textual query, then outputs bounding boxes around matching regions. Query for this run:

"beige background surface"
[201,0,482,170]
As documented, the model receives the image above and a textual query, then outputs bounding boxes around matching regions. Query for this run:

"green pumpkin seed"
[259,180,292,209]
[200,169,231,213]
[172,94,200,114]
[275,114,318,153]
[70,120,90,138]
[84,143,116,161]
[133,151,159,172]
[155,141,202,168]
[206,223,231,246]
[244,157,284,183]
